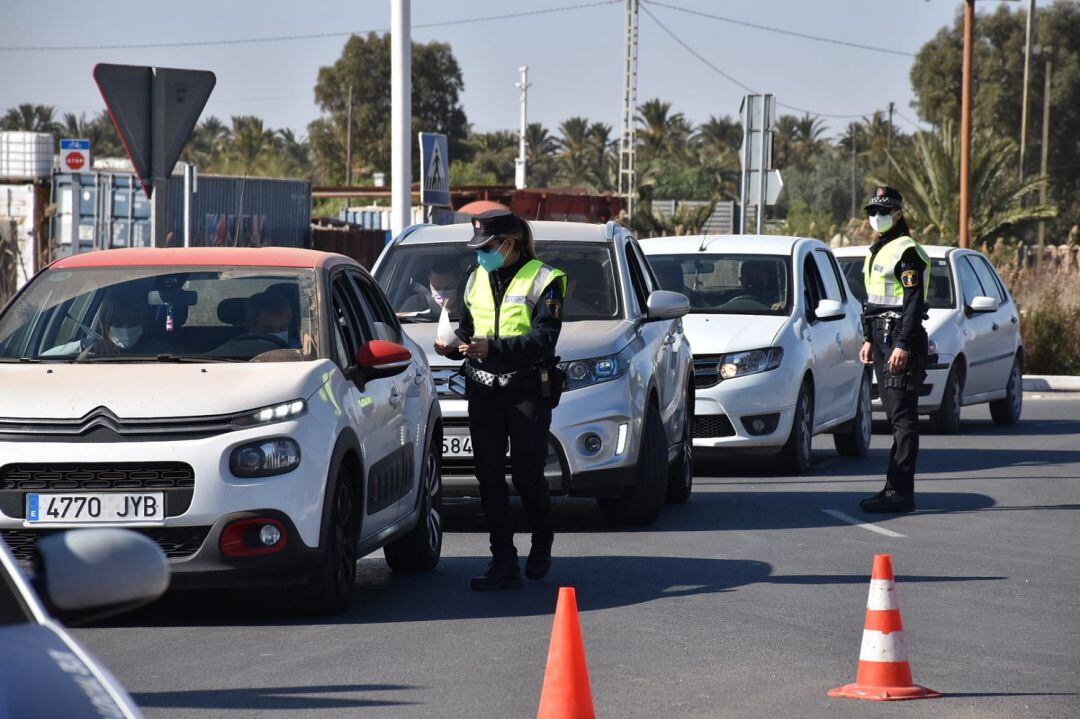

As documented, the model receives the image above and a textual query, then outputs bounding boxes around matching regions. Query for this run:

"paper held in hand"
[437,305,458,346]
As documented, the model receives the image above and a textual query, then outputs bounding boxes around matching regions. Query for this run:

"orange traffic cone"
[829,554,940,701]
[537,587,596,719]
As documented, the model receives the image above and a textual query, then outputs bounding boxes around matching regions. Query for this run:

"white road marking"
[821,509,906,538]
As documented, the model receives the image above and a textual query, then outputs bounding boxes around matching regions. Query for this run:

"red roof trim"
[51,248,328,270]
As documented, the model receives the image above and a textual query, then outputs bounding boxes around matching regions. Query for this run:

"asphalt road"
[75,397,1080,718]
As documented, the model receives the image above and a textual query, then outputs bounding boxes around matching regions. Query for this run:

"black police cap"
[864,186,903,212]
[467,209,523,249]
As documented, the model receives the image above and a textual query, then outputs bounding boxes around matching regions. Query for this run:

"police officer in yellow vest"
[858,186,930,513]
[434,209,566,590]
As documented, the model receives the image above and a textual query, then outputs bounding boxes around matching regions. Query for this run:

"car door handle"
[413,373,425,385]
[992,322,1000,331]
[389,388,402,406]
[1011,316,1018,324]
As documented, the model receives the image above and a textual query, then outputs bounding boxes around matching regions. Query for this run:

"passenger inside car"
[42,286,177,358]
[653,262,703,306]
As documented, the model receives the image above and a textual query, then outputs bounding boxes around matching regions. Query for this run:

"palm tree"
[556,117,597,189]
[586,121,616,192]
[524,122,557,187]
[1,104,60,134]
[882,121,1055,245]
[636,99,693,162]
[696,115,742,200]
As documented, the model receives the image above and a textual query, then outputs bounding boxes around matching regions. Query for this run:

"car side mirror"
[815,299,845,321]
[967,295,999,314]
[349,339,412,383]
[645,290,690,321]
[35,529,169,625]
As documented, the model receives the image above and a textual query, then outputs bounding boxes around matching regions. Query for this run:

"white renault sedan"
[0,247,443,614]
[642,235,870,473]
[834,244,1023,432]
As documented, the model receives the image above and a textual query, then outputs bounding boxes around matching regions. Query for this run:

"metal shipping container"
[50,171,311,257]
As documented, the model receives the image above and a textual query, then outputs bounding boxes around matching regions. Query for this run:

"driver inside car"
[247,291,300,349]
[737,260,784,311]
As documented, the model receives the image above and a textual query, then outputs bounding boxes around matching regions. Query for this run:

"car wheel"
[384,436,443,573]
[833,370,872,457]
[929,364,962,434]
[598,402,668,526]
[989,356,1023,425]
[291,468,358,615]
[666,386,694,504]
[778,381,813,473]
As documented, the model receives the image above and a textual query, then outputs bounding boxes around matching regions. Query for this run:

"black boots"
[860,489,915,514]
[525,533,553,580]
[470,558,523,591]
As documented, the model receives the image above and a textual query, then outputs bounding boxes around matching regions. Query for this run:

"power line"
[643,1,916,59]
[0,1,621,52]
[640,4,875,120]
[894,108,930,131]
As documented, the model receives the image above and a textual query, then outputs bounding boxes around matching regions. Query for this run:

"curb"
[1022,375,1080,392]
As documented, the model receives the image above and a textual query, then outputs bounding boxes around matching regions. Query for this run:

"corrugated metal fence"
[50,171,311,256]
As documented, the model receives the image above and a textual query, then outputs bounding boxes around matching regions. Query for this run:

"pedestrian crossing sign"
[419,132,451,207]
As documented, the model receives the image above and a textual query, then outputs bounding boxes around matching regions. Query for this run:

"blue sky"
[1,0,1033,140]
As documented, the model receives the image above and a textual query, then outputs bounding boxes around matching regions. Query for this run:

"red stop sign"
[65,152,85,170]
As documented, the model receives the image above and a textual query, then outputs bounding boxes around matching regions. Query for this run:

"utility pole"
[886,101,894,183]
[958,0,974,248]
[1037,51,1052,269]
[390,0,411,237]
[1019,0,1036,181]
[345,83,353,186]
[617,0,639,219]
[515,66,531,190]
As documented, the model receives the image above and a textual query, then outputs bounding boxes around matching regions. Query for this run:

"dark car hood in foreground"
[0,623,138,718]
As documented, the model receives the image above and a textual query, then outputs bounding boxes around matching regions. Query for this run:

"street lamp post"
[390,0,411,238]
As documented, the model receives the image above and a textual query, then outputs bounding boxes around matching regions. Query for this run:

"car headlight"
[559,346,632,391]
[718,347,783,380]
[230,438,301,477]
[232,399,306,428]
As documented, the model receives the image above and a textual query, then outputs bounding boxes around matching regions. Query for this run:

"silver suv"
[374,220,693,525]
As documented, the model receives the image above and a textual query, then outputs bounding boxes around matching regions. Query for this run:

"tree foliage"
[308,32,468,185]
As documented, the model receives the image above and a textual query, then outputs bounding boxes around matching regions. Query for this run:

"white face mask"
[430,285,459,308]
[109,325,143,349]
[869,213,895,234]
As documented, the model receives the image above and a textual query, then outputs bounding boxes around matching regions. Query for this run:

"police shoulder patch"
[900,269,919,288]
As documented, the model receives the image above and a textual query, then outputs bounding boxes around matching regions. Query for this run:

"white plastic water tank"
[0,131,54,179]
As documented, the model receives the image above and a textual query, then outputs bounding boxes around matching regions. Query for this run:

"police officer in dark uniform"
[433,209,567,590]
[858,187,930,513]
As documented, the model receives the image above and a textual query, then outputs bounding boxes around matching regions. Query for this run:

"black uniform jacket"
[447,256,565,377]
[862,230,928,353]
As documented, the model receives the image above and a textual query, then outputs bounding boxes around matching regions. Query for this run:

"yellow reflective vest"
[862,235,930,306]
[465,259,567,338]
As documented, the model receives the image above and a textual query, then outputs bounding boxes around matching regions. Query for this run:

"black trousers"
[871,328,927,497]
[468,391,553,561]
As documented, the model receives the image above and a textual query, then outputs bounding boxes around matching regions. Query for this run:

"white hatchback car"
[642,235,871,472]
[0,247,443,614]
[834,245,1023,432]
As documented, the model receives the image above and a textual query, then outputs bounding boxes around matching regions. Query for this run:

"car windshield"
[0,267,320,363]
[376,240,621,322]
[647,254,792,316]
[837,256,954,309]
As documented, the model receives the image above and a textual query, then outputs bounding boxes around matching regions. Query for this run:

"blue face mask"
[476,241,507,272]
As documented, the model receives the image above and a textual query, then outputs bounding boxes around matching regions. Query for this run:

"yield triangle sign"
[93,63,216,198]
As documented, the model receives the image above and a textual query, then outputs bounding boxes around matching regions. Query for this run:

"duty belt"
[870,311,901,329]
[463,363,519,388]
